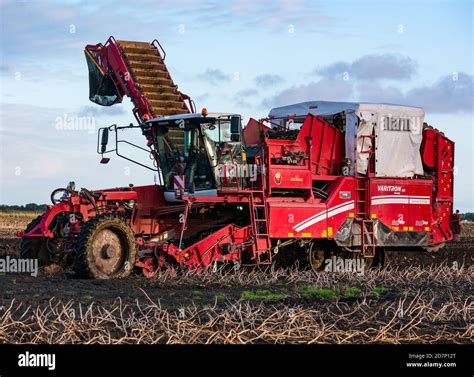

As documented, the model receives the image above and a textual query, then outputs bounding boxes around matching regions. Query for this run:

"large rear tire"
[74,215,137,279]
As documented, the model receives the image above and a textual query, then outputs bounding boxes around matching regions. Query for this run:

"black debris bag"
[85,52,122,106]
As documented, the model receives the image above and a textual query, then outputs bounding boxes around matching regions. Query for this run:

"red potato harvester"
[18,37,456,278]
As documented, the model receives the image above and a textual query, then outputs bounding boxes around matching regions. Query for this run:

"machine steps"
[116,40,188,149]
[249,192,272,264]
[355,177,376,257]
[361,219,376,257]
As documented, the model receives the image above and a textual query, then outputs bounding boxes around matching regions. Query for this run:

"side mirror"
[230,115,241,142]
[100,128,109,153]
[230,116,241,134]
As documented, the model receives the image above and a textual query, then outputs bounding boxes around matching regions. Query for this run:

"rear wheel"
[74,215,137,279]
[308,242,328,272]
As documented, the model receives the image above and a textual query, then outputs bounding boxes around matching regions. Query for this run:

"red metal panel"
[325,177,356,236]
[435,134,454,201]
[421,128,436,169]
[99,191,138,201]
[370,180,409,231]
[431,132,455,244]
[181,224,251,270]
[268,167,312,190]
[267,177,355,239]
[369,179,432,232]
[243,118,273,145]
[268,202,327,238]
[408,182,432,232]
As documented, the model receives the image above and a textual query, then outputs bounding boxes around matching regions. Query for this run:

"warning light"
[201,108,208,117]
[143,114,151,121]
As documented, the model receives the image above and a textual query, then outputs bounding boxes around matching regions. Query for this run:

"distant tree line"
[0,203,47,212]
[462,212,474,221]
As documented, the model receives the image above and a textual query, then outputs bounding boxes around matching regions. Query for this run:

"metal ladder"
[249,191,272,264]
[355,177,375,257]
[355,177,368,218]
[361,219,375,257]
[353,130,377,257]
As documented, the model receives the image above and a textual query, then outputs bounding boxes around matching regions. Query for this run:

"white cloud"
[198,68,231,85]
[355,73,473,113]
[315,54,418,81]
[404,73,473,113]
[254,74,284,88]
[261,78,353,108]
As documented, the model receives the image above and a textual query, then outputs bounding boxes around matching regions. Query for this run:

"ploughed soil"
[0,212,472,344]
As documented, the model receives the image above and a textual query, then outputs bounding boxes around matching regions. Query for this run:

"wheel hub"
[91,229,124,275]
[101,245,116,259]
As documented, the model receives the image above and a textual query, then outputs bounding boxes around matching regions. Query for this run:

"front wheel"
[74,215,137,279]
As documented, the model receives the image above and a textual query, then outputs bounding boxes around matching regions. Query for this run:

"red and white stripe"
[293,201,354,232]
[371,195,430,206]
[173,175,185,191]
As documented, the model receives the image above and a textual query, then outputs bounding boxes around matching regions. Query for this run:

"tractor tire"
[73,215,137,279]
[308,242,328,272]
[20,216,50,266]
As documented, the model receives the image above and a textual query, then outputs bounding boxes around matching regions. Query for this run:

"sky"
[0,0,473,210]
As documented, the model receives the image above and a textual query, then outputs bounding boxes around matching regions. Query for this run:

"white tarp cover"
[268,101,425,177]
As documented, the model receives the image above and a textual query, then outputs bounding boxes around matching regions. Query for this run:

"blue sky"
[0,0,473,210]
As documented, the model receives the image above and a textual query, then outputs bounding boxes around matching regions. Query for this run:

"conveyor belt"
[117,40,188,148]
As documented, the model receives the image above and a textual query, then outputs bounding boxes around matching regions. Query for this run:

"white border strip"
[293,200,353,230]
[294,202,354,232]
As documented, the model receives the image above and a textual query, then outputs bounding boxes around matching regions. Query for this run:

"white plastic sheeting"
[268,101,425,177]
[372,107,424,177]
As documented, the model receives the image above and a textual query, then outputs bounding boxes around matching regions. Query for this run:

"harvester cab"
[143,112,244,198]
[97,111,245,200]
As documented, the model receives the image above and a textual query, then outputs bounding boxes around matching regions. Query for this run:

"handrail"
[105,35,118,48]
[151,39,166,61]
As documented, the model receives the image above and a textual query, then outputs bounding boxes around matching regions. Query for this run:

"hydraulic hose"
[50,188,75,205]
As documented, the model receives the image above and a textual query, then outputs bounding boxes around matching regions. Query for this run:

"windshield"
[155,117,242,192]
[156,125,215,192]
[202,119,232,168]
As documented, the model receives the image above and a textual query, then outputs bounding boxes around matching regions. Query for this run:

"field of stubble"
[0,212,472,344]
